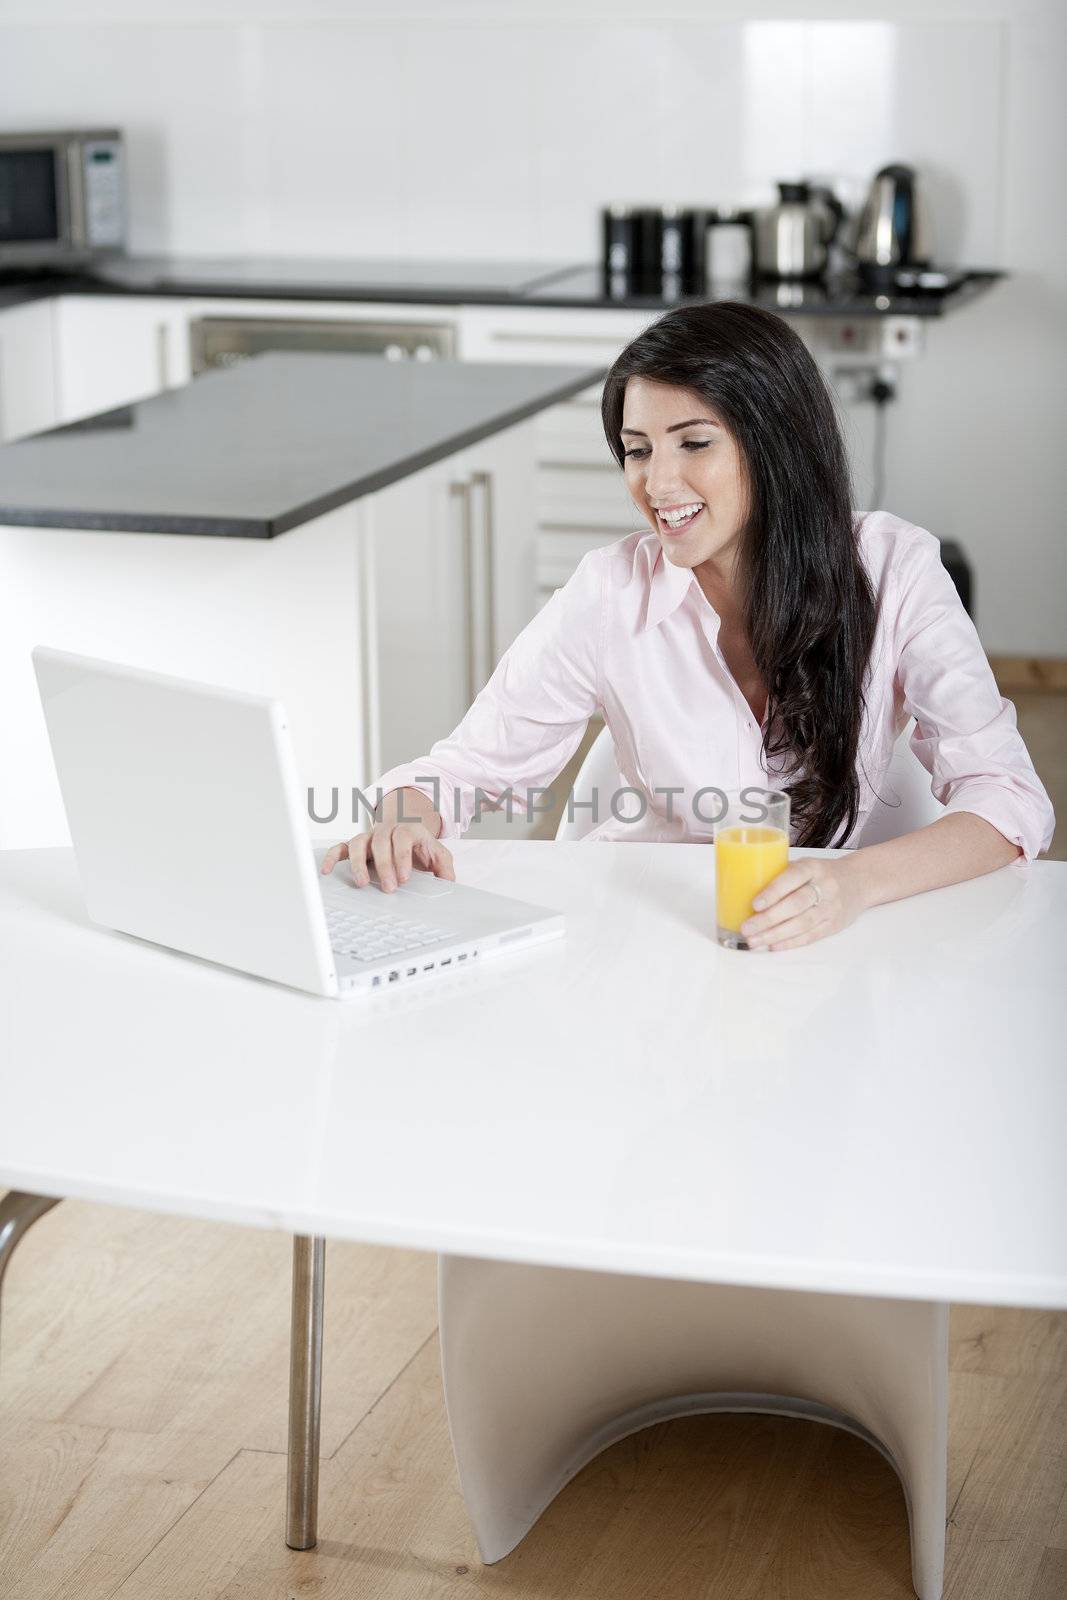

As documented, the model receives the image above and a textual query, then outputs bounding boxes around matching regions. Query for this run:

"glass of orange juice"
[714,789,790,950]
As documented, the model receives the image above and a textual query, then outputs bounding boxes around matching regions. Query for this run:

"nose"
[644,462,690,503]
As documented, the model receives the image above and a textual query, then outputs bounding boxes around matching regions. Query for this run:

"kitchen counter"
[0,350,601,537]
[524,265,1005,319]
[0,282,61,312]
[0,255,1004,318]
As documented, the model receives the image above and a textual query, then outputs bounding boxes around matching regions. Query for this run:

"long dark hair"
[601,300,879,848]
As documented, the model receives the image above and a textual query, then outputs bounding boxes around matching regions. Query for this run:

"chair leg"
[286,1235,325,1550]
[438,1256,947,1600]
[0,1191,60,1371]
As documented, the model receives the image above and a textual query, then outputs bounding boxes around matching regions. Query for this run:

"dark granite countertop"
[0,255,1004,318]
[0,257,581,313]
[0,351,603,537]
[0,280,62,312]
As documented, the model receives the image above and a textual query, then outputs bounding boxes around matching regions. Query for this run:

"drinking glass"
[713,789,790,950]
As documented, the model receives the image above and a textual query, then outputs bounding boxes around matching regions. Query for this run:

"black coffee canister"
[658,205,711,297]
[602,205,712,298]
[601,204,642,298]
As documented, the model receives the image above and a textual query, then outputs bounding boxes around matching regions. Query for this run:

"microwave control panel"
[82,139,125,248]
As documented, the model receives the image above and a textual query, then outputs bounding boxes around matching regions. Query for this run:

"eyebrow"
[620,418,721,437]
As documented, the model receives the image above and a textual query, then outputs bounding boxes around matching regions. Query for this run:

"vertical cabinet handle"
[356,498,381,784]
[156,323,170,390]
[469,470,496,677]
[451,478,477,706]
[453,472,496,707]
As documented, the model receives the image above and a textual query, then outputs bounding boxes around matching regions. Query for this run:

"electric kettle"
[750,181,844,280]
[852,163,933,288]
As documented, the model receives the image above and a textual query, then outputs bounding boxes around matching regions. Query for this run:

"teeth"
[660,503,703,525]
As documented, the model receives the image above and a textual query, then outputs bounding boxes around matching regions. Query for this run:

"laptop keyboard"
[324,903,451,964]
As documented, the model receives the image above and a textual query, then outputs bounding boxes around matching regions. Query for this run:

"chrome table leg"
[3,1201,327,1548]
[0,1191,60,1369]
[286,1235,325,1549]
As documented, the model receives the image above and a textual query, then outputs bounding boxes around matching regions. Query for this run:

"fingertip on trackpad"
[399,875,456,897]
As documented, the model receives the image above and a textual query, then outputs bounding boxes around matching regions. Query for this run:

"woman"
[321,302,1055,951]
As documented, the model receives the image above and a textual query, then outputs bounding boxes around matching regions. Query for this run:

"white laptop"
[32,647,564,999]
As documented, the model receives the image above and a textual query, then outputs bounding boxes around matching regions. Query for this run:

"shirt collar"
[643,540,701,632]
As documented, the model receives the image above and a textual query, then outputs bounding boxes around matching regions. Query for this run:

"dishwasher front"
[189,314,458,374]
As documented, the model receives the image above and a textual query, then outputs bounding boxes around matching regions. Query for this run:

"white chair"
[553,721,621,842]
[444,717,948,1600]
[858,722,946,844]
[556,719,944,845]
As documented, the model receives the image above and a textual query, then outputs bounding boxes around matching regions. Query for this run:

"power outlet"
[830,365,898,406]
[880,316,924,359]
[820,320,878,355]
[831,365,878,405]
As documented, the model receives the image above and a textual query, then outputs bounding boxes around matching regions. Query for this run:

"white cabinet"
[460,306,650,606]
[365,418,539,780]
[0,300,58,441]
[361,454,472,781]
[52,295,193,423]
[50,293,464,424]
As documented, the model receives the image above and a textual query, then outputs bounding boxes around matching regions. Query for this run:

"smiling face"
[620,375,751,603]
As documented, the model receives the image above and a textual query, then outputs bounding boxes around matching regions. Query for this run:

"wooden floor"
[2,1207,1065,1600]
[2,692,1065,1599]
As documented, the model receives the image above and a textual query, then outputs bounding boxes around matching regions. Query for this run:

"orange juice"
[715,824,789,934]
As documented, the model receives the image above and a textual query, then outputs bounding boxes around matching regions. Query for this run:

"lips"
[656,504,704,536]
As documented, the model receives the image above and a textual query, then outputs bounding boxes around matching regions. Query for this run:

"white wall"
[1,0,1064,652]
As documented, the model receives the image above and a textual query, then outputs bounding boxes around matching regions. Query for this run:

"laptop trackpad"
[398,874,456,898]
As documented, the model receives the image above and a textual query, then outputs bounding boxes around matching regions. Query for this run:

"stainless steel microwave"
[0,129,126,268]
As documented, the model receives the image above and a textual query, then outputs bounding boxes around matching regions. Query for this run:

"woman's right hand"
[320,814,455,893]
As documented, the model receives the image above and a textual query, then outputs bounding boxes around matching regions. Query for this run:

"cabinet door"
[444,421,598,844]
[368,420,549,781]
[462,417,539,658]
[0,300,58,441]
[52,295,191,423]
[364,453,473,778]
[459,307,646,605]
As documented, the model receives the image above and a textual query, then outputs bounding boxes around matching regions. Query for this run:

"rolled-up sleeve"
[891,527,1056,863]
[368,546,604,838]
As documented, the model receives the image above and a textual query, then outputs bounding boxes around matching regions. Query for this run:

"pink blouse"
[370,511,1055,863]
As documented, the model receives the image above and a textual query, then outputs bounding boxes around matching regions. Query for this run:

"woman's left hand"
[739,858,867,952]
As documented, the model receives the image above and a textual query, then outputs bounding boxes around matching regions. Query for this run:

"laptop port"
[372,975,381,987]
[407,967,417,977]
[388,970,399,983]
[458,953,468,962]
[423,963,434,972]
[441,957,451,967]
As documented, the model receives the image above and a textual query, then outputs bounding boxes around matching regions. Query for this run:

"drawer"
[538,466,636,528]
[459,306,655,366]
[535,393,609,464]
[536,528,630,590]
[483,330,629,365]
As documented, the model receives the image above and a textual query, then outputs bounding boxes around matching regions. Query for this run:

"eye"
[622,441,712,459]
